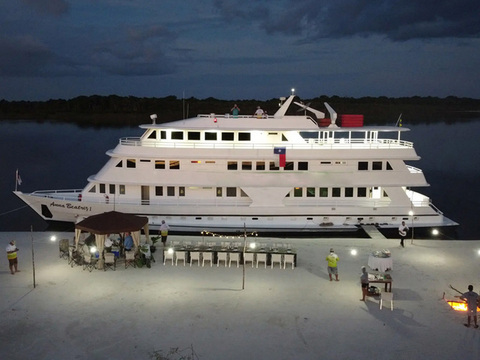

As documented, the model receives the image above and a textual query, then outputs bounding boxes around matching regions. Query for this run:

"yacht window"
[357,187,367,197]
[332,187,341,197]
[227,161,238,170]
[226,187,237,197]
[127,159,136,168]
[256,161,265,170]
[99,184,106,193]
[88,185,96,193]
[345,187,354,197]
[294,187,303,197]
[373,161,382,170]
[298,162,308,171]
[155,160,165,169]
[140,159,150,163]
[386,161,393,170]
[179,187,185,196]
[119,185,125,194]
[160,130,166,139]
[307,187,315,197]
[240,189,248,197]
[109,184,115,194]
[238,132,251,141]
[167,186,175,196]
[205,132,217,141]
[321,161,332,165]
[269,162,279,170]
[155,186,163,196]
[319,187,328,197]
[358,161,368,170]
[282,134,288,141]
[171,131,184,140]
[116,161,122,168]
[188,132,201,140]
[169,160,180,169]
[222,132,234,141]
[216,187,222,197]
[148,130,157,139]
[242,161,252,170]
[284,162,294,171]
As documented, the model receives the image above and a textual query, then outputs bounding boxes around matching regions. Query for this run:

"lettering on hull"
[49,201,92,212]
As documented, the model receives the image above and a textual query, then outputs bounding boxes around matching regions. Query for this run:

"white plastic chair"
[244,252,255,268]
[217,252,228,267]
[229,252,240,268]
[380,292,394,311]
[163,249,175,265]
[283,254,295,269]
[256,253,267,268]
[175,251,187,266]
[271,254,282,269]
[104,252,116,271]
[202,252,213,267]
[190,251,201,266]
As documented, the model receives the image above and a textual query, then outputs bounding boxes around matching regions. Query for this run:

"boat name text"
[50,202,92,212]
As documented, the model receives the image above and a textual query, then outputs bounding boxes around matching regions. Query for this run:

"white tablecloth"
[368,254,393,272]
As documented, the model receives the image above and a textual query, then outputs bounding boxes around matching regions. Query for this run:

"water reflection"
[0,120,478,238]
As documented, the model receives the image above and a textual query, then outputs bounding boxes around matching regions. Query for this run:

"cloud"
[214,0,480,41]
[20,0,69,16]
[0,35,54,76]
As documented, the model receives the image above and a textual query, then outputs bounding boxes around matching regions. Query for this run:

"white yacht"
[14,94,458,237]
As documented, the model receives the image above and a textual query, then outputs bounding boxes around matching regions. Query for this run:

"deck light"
[90,246,97,254]
[291,88,295,95]
[432,229,439,236]
[249,242,256,249]
[167,247,174,255]
[50,235,57,242]
[350,249,358,256]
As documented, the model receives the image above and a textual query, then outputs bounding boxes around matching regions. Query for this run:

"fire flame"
[447,301,480,312]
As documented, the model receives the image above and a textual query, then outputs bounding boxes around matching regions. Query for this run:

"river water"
[1,119,479,239]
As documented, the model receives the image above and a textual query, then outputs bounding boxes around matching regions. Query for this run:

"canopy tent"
[74,211,150,269]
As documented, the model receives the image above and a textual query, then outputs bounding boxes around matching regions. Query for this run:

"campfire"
[447,301,480,312]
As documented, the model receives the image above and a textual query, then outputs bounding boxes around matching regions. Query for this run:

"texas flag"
[274,147,286,167]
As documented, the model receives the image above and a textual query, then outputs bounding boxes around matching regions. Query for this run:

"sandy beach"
[1,231,480,360]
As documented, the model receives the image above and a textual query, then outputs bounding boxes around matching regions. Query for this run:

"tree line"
[1,94,479,126]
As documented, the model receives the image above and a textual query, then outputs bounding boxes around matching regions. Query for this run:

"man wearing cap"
[326,248,339,281]
[6,241,20,275]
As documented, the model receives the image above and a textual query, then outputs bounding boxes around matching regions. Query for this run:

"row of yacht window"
[89,184,387,199]
[116,159,393,171]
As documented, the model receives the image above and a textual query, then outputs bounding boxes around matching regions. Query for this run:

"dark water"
[1,119,479,239]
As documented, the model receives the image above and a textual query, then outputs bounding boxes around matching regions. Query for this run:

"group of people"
[230,104,267,118]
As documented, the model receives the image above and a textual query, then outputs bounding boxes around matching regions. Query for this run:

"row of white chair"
[163,250,295,269]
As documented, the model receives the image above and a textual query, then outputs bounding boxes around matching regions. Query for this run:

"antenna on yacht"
[324,102,338,127]
[150,114,157,124]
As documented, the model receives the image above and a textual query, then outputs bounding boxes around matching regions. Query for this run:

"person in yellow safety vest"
[6,241,20,275]
[326,248,339,281]
[160,220,170,246]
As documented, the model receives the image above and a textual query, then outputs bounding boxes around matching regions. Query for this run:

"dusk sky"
[1,0,479,101]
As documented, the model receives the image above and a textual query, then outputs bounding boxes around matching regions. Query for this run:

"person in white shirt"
[398,221,409,247]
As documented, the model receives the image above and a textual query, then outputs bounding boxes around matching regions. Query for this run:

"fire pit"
[446,300,480,312]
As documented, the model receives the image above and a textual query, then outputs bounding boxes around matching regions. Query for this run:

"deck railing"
[119,137,413,150]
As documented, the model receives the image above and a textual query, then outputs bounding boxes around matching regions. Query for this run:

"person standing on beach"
[457,285,479,328]
[398,221,409,247]
[160,220,170,246]
[6,241,20,275]
[360,266,369,301]
[326,248,339,281]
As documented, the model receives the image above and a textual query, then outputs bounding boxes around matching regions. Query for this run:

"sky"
[1,0,479,101]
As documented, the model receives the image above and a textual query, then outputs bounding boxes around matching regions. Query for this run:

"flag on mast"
[16,169,22,186]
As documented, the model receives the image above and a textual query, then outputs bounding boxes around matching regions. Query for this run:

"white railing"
[119,137,413,150]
